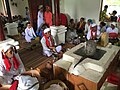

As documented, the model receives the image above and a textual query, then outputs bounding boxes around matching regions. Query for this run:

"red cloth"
[42,31,45,36]
[44,36,54,47]
[90,30,97,40]
[44,11,52,26]
[2,52,20,72]
[107,73,120,85]
[9,80,18,90]
[109,33,118,39]
[60,13,68,26]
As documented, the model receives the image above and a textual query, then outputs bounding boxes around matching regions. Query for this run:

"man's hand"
[49,47,56,52]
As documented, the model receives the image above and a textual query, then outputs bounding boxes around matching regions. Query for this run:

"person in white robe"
[25,22,37,42]
[0,44,25,86]
[84,19,93,35]
[106,22,119,44]
[87,23,101,40]
[41,28,62,57]
[37,5,44,29]
[106,22,118,37]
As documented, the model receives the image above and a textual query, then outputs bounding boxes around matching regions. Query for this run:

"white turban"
[111,22,116,26]
[44,28,51,34]
[38,5,43,9]
[91,23,97,27]
[1,44,13,53]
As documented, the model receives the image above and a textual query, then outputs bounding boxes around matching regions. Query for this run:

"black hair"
[113,10,117,14]
[80,17,85,21]
[100,21,106,26]
[25,7,28,9]
[69,19,74,23]
[104,5,108,9]
[26,22,30,26]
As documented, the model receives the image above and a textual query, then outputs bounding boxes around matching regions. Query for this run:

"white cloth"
[111,22,116,26]
[25,27,36,42]
[41,36,61,57]
[2,44,12,52]
[87,30,100,40]
[15,75,39,90]
[91,23,97,27]
[106,27,118,34]
[0,53,25,85]
[37,11,44,29]
[84,24,91,34]
[45,84,64,90]
[44,28,51,34]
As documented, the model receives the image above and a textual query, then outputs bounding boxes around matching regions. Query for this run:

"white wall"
[0,0,28,18]
[0,0,102,22]
[9,0,29,17]
[0,0,4,13]
[63,0,102,23]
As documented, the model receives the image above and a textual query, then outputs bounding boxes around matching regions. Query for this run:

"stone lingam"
[53,42,120,90]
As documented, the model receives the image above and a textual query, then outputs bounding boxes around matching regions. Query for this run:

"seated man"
[87,23,101,40]
[67,19,78,42]
[106,22,119,44]
[76,17,86,37]
[41,28,62,57]
[0,44,25,88]
[24,22,37,43]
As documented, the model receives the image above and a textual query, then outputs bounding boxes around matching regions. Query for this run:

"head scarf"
[1,44,20,71]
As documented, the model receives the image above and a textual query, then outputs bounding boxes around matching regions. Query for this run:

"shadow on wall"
[65,13,71,24]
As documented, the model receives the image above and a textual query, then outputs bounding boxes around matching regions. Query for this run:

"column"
[5,0,12,23]
[0,17,5,41]
[54,0,60,26]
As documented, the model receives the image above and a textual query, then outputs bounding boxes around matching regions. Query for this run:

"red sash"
[1,52,20,72]
[44,36,54,47]
[9,80,18,90]
[90,30,97,40]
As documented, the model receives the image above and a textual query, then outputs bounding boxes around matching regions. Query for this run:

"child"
[24,22,37,42]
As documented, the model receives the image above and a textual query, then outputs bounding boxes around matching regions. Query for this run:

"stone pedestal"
[50,25,67,45]
[5,22,18,36]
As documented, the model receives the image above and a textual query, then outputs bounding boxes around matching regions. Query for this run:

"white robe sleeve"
[87,31,91,40]
[0,58,7,84]
[41,37,51,51]
[14,53,26,73]
[31,28,36,37]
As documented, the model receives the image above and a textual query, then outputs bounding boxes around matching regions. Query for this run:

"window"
[102,0,120,16]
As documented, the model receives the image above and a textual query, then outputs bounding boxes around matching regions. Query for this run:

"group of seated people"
[67,17,119,44]
[22,21,63,58]
[22,16,119,58]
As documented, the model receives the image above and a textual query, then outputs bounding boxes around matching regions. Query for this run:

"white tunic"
[106,27,118,34]
[37,11,44,29]
[0,53,25,85]
[84,24,91,34]
[25,27,36,42]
